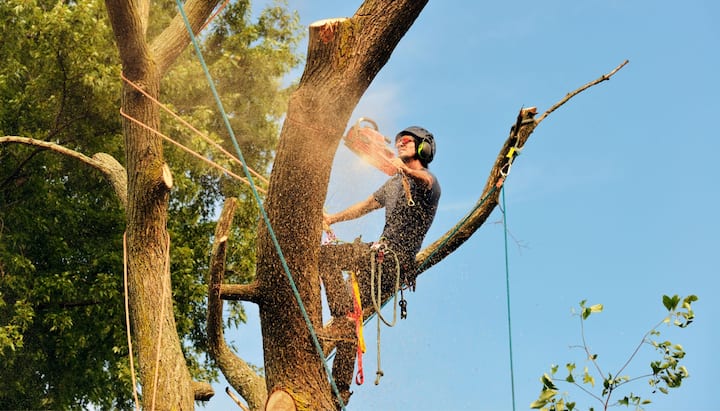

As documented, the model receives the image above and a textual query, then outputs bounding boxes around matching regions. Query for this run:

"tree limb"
[207,198,267,409]
[0,136,127,207]
[414,60,629,274]
[151,0,221,76]
[220,283,261,303]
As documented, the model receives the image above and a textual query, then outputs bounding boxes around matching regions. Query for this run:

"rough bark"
[103,0,220,408]
[253,1,428,409]
[207,198,267,410]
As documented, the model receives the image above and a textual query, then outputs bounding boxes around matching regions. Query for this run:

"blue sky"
[203,1,719,410]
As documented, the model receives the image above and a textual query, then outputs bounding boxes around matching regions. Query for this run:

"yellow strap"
[350,271,366,353]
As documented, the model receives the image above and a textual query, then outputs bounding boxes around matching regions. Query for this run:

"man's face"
[396,135,416,161]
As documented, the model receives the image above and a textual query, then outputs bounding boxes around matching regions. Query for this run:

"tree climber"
[319,126,441,402]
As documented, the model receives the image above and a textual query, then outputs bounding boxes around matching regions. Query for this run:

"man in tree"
[320,126,441,400]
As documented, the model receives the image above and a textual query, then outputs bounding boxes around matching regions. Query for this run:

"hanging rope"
[173,2,347,409]
[500,187,517,411]
[368,242,401,385]
[348,271,366,385]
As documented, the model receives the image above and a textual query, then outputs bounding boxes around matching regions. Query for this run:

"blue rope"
[173,3,347,409]
[501,187,517,411]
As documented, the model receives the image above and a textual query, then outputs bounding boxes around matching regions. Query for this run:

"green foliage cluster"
[531,295,697,411]
[0,0,302,408]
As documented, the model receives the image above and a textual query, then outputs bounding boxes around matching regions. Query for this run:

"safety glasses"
[396,136,414,147]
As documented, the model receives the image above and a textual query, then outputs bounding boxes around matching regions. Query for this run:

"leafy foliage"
[0,0,302,408]
[530,295,697,411]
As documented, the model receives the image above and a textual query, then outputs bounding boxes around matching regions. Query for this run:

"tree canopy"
[0,0,302,408]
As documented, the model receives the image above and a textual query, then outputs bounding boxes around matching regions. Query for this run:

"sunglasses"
[396,136,414,146]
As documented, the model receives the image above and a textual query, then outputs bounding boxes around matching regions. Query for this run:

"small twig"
[579,315,605,378]
[536,60,629,125]
[614,317,666,379]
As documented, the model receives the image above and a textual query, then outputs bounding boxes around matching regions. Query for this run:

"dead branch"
[536,59,629,125]
[415,59,629,275]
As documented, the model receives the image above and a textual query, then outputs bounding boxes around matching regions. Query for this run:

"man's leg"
[318,242,371,404]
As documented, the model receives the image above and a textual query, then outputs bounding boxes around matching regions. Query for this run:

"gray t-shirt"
[373,171,441,266]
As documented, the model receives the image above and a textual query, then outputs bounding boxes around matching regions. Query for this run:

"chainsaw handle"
[356,117,378,131]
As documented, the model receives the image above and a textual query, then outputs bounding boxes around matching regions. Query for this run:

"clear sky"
[203,1,719,410]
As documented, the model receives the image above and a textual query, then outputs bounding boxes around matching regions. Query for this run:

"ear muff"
[396,126,436,165]
[416,138,434,163]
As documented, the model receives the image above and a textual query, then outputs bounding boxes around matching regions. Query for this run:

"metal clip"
[399,299,408,319]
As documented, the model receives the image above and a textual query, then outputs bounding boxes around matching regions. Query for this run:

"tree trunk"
[105,0,221,408]
[255,2,428,409]
[122,67,195,409]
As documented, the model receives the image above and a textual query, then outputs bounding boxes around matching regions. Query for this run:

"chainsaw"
[343,117,396,176]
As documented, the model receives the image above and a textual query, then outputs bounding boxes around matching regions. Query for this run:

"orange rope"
[119,109,266,194]
[199,0,231,33]
[123,233,141,411]
[120,72,269,185]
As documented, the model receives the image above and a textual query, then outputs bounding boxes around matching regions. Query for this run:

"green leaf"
[663,294,680,311]
[541,373,558,390]
[583,367,596,387]
[529,399,547,409]
[538,388,558,402]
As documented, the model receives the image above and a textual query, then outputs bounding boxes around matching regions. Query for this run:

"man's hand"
[389,157,408,175]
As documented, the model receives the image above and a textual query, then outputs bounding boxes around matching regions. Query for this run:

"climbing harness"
[347,271,366,385]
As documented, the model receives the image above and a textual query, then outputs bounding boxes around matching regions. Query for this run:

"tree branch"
[0,136,127,207]
[207,198,267,409]
[151,0,221,76]
[220,283,261,303]
[415,59,629,275]
[536,60,629,125]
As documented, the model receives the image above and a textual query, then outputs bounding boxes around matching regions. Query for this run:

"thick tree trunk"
[122,67,195,409]
[255,2,428,409]
[105,0,220,408]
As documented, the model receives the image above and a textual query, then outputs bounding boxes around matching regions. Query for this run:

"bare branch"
[225,387,250,411]
[415,60,629,276]
[536,59,629,125]
[0,136,127,207]
[220,283,261,303]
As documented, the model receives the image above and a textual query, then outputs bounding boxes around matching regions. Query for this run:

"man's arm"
[324,195,382,226]
[389,157,434,188]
